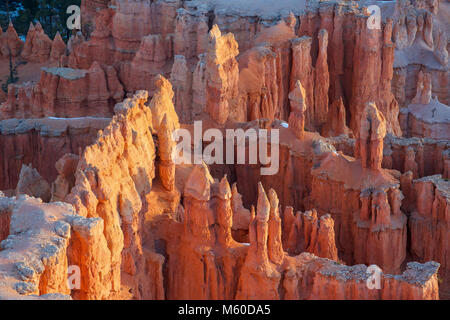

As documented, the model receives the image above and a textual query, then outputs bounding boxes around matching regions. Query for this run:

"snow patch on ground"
[394,39,444,70]
[41,67,87,80]
[408,99,450,124]
[193,0,308,17]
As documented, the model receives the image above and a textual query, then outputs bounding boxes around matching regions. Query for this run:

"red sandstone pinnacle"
[231,183,250,225]
[356,186,408,273]
[400,170,415,211]
[371,190,392,227]
[282,206,295,248]
[67,214,112,300]
[255,182,271,265]
[192,54,207,118]
[423,11,434,48]
[350,15,401,136]
[206,25,239,125]
[16,164,51,203]
[237,43,279,122]
[0,21,23,57]
[51,154,79,203]
[283,209,338,261]
[321,97,350,137]
[184,163,214,203]
[50,32,66,62]
[168,166,240,300]
[356,102,387,170]
[158,115,176,192]
[158,114,174,162]
[314,29,330,129]
[66,90,158,298]
[310,142,408,274]
[412,71,432,105]
[409,175,449,287]
[288,80,307,139]
[236,183,283,300]
[215,175,234,246]
[404,147,419,179]
[290,36,314,130]
[170,55,191,122]
[315,214,339,260]
[21,21,53,63]
[240,17,297,122]
[119,33,172,94]
[150,75,180,133]
[444,151,450,180]
[267,189,284,265]
[0,88,6,103]
[20,22,35,59]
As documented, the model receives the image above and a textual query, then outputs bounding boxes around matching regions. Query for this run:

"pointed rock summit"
[1,21,23,56]
[205,24,239,125]
[217,175,232,200]
[184,163,214,201]
[257,182,270,222]
[356,102,387,170]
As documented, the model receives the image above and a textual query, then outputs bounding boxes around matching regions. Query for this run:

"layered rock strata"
[0,117,110,191]
[1,63,124,119]
[409,175,449,289]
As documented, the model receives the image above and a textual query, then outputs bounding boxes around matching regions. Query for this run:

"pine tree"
[0,0,20,30]
[1,48,19,94]
[1,0,81,40]
[0,0,20,18]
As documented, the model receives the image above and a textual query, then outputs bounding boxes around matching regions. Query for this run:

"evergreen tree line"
[0,0,81,41]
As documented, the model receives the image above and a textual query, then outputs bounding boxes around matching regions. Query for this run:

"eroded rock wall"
[1,63,124,119]
[65,78,180,299]
[409,175,449,289]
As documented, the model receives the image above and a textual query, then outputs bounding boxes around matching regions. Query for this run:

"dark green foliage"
[1,50,20,94]
[0,0,20,31]
[0,0,21,16]
[0,0,81,41]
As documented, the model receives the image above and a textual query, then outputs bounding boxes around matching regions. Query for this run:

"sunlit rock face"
[0,0,448,300]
